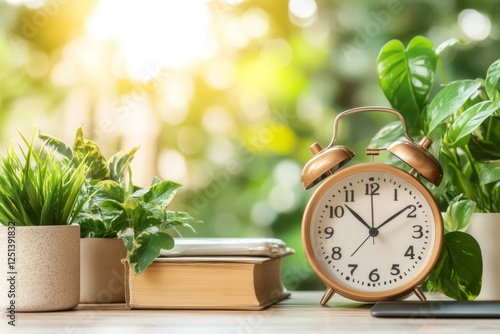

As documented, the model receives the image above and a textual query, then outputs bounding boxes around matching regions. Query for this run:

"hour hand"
[345,204,371,230]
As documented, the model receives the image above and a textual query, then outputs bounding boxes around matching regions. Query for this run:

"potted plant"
[40,128,199,303]
[373,35,500,300]
[0,131,89,312]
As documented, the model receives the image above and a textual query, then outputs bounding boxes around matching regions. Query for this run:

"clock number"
[348,264,358,275]
[412,225,423,239]
[393,189,398,201]
[407,205,417,218]
[369,269,380,282]
[324,227,334,239]
[390,264,400,276]
[331,247,342,260]
[328,205,345,218]
[404,246,415,260]
[344,190,355,202]
[365,183,380,196]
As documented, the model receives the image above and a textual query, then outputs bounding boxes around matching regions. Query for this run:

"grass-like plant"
[0,131,88,226]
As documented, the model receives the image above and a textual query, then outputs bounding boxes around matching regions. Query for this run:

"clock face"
[302,163,442,301]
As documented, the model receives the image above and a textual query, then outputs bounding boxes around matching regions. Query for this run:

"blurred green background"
[1,0,499,290]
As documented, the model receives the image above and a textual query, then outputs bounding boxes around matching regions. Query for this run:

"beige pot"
[0,225,80,312]
[80,238,127,303]
[467,212,500,300]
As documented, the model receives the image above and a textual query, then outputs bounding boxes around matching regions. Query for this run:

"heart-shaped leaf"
[377,36,436,128]
[443,196,476,233]
[143,180,182,207]
[128,229,175,275]
[426,231,482,301]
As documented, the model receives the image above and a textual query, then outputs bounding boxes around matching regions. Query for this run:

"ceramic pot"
[0,225,80,312]
[467,213,500,300]
[80,238,127,303]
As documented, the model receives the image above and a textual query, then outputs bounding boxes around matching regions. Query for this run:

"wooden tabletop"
[3,291,499,333]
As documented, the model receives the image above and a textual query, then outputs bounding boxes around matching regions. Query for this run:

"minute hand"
[375,205,413,230]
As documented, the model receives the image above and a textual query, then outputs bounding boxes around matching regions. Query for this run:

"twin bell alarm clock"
[300,106,444,306]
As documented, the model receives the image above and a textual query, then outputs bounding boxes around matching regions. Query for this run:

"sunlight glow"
[6,0,46,8]
[458,9,491,41]
[288,0,318,27]
[242,7,270,38]
[86,0,210,80]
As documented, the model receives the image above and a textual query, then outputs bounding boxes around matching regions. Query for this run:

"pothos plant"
[372,35,500,300]
[40,128,199,275]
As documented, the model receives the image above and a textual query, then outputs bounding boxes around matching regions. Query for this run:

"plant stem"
[437,57,448,85]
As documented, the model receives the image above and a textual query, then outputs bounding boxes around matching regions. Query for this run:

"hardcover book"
[123,238,293,310]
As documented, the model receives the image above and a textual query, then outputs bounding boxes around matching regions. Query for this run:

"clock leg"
[320,287,335,306]
[414,287,426,301]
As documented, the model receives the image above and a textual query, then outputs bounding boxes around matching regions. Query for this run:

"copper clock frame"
[302,163,443,303]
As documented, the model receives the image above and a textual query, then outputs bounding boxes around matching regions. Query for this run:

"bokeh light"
[458,9,491,41]
[86,0,211,79]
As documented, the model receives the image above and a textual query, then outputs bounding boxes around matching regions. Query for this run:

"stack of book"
[123,238,294,310]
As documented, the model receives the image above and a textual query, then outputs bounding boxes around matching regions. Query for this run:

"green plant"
[373,36,500,300]
[40,128,199,275]
[0,131,89,226]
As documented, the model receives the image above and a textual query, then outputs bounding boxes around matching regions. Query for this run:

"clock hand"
[375,205,413,230]
[370,188,375,244]
[345,204,371,230]
[350,234,371,257]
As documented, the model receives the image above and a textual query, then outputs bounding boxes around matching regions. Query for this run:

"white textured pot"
[80,238,127,303]
[0,225,80,312]
[467,213,500,301]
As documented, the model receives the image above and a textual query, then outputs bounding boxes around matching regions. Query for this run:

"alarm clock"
[301,106,444,305]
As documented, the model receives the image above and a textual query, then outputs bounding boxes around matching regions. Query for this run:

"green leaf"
[479,161,500,185]
[118,227,135,252]
[79,217,109,238]
[446,101,500,147]
[128,229,174,275]
[435,37,466,56]
[427,80,482,134]
[108,146,140,183]
[426,231,482,300]
[163,211,199,233]
[468,117,500,161]
[443,156,479,203]
[92,180,126,204]
[486,59,500,102]
[377,36,436,127]
[73,127,110,180]
[443,196,476,233]
[143,180,182,207]
[38,131,73,159]
[369,121,405,148]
